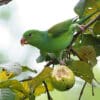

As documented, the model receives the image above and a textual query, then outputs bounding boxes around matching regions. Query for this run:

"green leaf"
[74,34,100,56]
[69,61,95,83]
[0,88,15,100]
[73,46,97,66]
[74,0,100,17]
[74,0,86,17]
[93,21,100,35]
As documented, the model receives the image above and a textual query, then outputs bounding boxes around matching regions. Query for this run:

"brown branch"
[44,59,58,67]
[71,48,83,61]
[0,0,12,6]
[20,77,33,82]
[44,60,54,67]
[68,14,100,48]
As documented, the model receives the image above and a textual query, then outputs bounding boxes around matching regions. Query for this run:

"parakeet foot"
[78,25,86,32]
[59,60,66,65]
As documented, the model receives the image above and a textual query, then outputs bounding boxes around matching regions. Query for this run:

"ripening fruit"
[51,65,75,91]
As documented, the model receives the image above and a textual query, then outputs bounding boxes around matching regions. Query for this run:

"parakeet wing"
[48,19,74,37]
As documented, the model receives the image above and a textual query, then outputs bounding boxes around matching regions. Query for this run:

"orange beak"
[20,38,28,45]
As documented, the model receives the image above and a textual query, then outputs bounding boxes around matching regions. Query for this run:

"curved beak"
[20,38,28,46]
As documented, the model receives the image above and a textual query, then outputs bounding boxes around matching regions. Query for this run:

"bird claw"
[78,25,86,32]
[59,60,66,65]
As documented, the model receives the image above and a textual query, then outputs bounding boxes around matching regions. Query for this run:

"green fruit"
[51,65,75,91]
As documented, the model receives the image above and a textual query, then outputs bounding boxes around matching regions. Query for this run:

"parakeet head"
[21,30,45,46]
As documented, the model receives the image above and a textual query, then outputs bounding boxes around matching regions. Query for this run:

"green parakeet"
[21,11,97,63]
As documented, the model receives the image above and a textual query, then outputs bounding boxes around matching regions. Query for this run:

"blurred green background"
[0,0,100,100]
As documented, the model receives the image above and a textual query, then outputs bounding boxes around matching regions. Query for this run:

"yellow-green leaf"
[34,82,53,96]
[0,80,27,95]
[29,67,52,90]
[74,0,100,17]
[22,81,30,93]
[0,71,14,82]
[69,61,94,83]
[74,46,97,66]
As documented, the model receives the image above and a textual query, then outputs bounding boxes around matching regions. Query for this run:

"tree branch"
[20,77,33,82]
[68,14,100,48]
[44,60,54,67]
[0,0,12,6]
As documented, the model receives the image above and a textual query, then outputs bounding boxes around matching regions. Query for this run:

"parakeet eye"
[28,33,32,37]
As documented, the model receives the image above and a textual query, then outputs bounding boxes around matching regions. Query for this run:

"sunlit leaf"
[10,81,27,95]
[0,80,27,95]
[0,71,14,82]
[21,67,53,96]
[73,46,97,66]
[34,81,53,96]
[22,81,30,93]
[29,67,52,90]
[69,61,95,83]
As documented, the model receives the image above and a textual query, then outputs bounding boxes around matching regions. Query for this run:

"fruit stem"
[43,81,53,100]
[92,83,95,96]
[78,82,87,100]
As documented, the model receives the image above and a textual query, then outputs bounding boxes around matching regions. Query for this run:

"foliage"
[0,0,100,100]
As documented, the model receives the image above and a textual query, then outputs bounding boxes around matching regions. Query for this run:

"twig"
[71,48,83,61]
[20,77,33,82]
[68,14,100,48]
[92,83,94,96]
[44,60,54,67]
[0,0,12,6]
[78,82,87,100]
[43,81,53,100]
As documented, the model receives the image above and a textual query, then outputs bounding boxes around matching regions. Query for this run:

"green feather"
[48,19,73,37]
